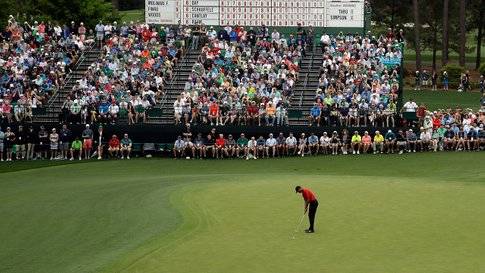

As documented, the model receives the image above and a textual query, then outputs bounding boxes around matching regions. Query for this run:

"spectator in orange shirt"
[209,101,220,126]
[265,102,276,126]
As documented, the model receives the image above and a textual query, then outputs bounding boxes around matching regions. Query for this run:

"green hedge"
[440,64,465,88]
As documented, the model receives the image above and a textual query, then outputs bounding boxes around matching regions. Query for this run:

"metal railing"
[158,39,195,113]
[46,43,97,110]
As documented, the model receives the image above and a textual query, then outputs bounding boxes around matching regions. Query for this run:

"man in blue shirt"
[308,103,321,127]
[307,132,319,155]
[256,136,266,159]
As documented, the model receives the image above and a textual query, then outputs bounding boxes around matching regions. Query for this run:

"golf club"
[291,213,306,239]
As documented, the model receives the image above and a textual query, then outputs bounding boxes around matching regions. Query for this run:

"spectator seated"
[1,18,85,124]
[174,25,307,126]
[308,31,403,128]
[61,23,187,125]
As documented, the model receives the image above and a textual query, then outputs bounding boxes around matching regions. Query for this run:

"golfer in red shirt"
[295,186,318,233]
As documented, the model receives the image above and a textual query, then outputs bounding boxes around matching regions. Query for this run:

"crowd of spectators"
[1,16,88,125]
[0,124,133,161]
[414,70,484,92]
[308,29,403,127]
[173,23,312,126]
[61,22,190,125]
[172,124,485,159]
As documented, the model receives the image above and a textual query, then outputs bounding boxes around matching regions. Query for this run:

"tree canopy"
[1,0,120,29]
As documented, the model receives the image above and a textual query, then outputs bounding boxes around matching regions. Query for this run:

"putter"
[291,213,306,239]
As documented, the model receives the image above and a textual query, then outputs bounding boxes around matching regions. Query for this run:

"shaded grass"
[119,9,144,23]
[403,89,481,110]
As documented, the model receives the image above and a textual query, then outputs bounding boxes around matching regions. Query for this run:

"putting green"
[1,153,485,273]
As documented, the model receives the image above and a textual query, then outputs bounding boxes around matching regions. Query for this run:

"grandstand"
[32,29,403,128]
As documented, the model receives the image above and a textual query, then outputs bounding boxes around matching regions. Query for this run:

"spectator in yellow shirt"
[373,130,384,154]
[351,131,362,154]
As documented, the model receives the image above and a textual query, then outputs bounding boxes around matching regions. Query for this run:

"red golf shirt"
[216,138,225,147]
[301,188,317,202]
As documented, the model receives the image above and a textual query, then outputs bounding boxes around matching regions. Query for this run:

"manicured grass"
[1,153,485,273]
[119,9,144,23]
[403,89,482,111]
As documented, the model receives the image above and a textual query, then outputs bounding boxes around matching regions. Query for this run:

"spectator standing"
[95,126,105,160]
[414,71,421,91]
[49,128,59,160]
[81,124,93,159]
[4,127,15,161]
[442,71,449,91]
[0,127,4,161]
[16,125,26,160]
[95,21,105,47]
[431,70,438,91]
[38,126,49,159]
[26,126,36,160]
[480,75,484,94]
[59,124,72,160]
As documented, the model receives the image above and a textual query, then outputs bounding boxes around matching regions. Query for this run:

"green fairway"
[403,89,481,111]
[1,153,485,273]
[119,9,144,23]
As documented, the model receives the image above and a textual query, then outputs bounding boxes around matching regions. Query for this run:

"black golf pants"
[308,200,318,231]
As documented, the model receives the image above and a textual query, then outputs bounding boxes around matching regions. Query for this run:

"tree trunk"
[459,0,466,67]
[413,0,422,72]
[442,0,449,66]
[432,25,438,71]
[476,0,484,69]
[112,0,119,10]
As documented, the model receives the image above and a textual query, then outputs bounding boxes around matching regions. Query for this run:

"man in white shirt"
[402,99,418,112]
[319,132,331,154]
[108,102,119,123]
[418,127,432,151]
[265,133,277,158]
[285,132,297,156]
[173,97,184,125]
[173,136,186,158]
[247,136,258,160]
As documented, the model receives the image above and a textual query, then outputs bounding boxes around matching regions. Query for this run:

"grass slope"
[1,153,485,273]
[403,89,481,111]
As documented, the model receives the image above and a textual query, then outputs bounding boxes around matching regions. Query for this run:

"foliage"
[0,0,120,29]
[440,64,465,86]
[479,63,485,76]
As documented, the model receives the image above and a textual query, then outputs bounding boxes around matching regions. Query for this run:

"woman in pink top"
[361,131,373,154]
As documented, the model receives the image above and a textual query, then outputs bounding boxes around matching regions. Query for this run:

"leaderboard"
[146,0,364,27]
